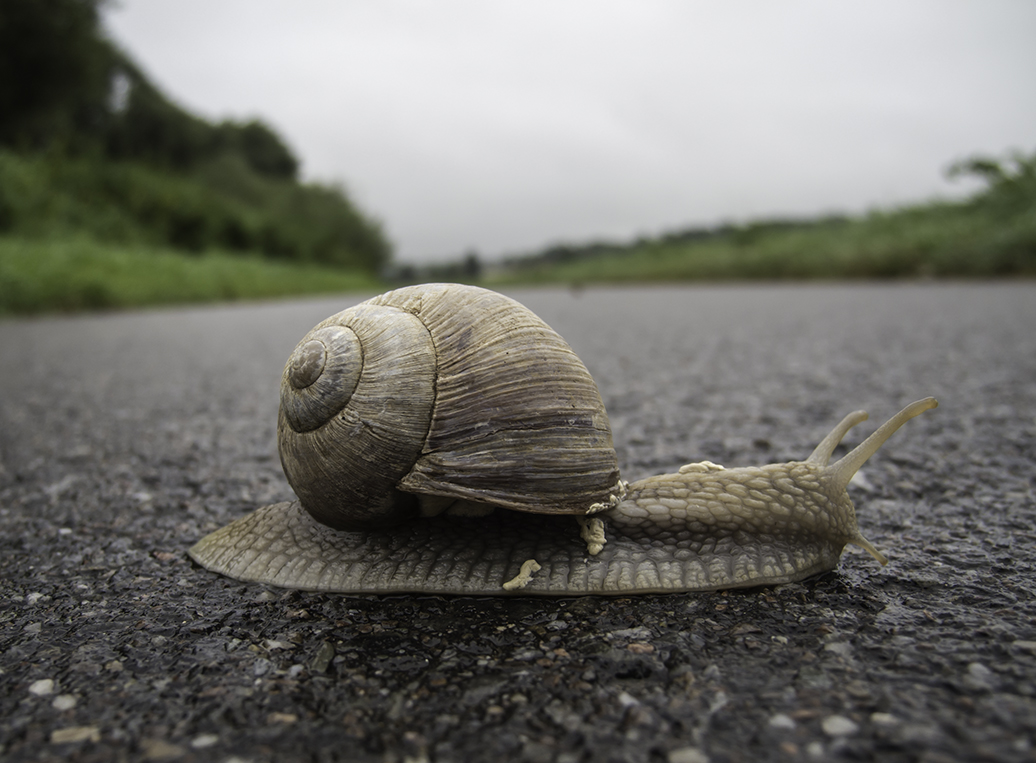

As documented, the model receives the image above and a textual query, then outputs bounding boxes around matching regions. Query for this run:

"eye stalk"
[820,397,939,492]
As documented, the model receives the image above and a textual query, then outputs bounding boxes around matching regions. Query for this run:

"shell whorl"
[276,284,621,532]
[280,326,362,433]
[278,303,436,530]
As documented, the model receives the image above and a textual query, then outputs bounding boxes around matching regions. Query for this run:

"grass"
[0,236,381,315]
[4,151,1033,315]
[0,149,389,315]
[487,152,1036,285]
[489,200,1036,286]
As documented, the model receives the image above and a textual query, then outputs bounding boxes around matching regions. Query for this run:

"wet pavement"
[1,282,1034,762]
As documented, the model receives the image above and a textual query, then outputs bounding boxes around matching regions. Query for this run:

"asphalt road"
[1,283,1034,763]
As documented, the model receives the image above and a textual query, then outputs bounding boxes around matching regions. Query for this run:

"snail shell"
[189,284,937,595]
[277,283,621,531]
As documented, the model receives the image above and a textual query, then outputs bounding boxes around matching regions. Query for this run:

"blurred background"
[1,0,1033,313]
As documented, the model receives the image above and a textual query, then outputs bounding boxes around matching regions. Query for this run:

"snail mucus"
[189,283,937,595]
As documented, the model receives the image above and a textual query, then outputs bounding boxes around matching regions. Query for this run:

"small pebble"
[964,662,997,691]
[668,747,710,763]
[29,679,54,696]
[823,642,853,659]
[51,726,100,744]
[141,738,185,760]
[870,712,899,727]
[191,734,219,749]
[821,715,859,737]
[52,694,77,711]
[849,471,874,491]
[768,713,796,730]
[310,641,335,674]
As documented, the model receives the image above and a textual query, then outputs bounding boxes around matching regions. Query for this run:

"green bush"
[0,0,391,314]
[0,150,390,270]
[0,0,113,151]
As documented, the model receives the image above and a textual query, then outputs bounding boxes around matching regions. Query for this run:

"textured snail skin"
[189,398,937,594]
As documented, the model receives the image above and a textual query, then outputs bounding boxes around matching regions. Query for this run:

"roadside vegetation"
[0,0,389,315]
[484,149,1036,286]
[0,237,379,314]
[0,150,388,272]
[1,1,1031,316]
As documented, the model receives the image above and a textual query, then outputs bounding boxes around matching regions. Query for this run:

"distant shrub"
[0,0,390,271]
[948,149,1036,217]
[0,150,390,271]
[490,148,1036,284]
[0,0,113,151]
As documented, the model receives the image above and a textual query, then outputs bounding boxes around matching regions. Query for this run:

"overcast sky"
[102,1,1036,265]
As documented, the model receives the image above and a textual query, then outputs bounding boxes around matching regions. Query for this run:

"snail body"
[189,284,937,595]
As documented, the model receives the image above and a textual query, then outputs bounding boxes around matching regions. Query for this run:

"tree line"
[0,0,390,272]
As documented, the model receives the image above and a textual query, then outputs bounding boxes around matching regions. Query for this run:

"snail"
[189,283,937,595]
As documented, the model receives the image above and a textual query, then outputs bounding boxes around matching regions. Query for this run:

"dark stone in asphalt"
[1,284,1034,762]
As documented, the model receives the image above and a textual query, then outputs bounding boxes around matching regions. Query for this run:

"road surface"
[1,283,1034,762]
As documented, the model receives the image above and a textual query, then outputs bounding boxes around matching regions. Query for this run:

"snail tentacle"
[825,397,938,491]
[806,410,869,466]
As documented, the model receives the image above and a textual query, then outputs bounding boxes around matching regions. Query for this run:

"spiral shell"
[277,283,621,531]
